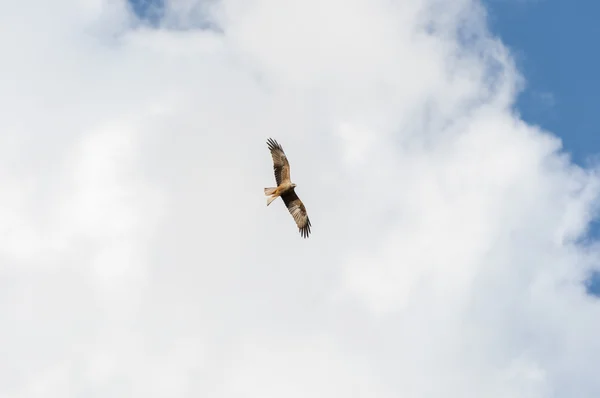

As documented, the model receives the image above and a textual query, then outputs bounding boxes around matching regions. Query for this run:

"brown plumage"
[264,138,312,238]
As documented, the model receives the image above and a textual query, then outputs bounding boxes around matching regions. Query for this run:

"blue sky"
[127,0,600,295]
[129,0,164,26]
[484,0,600,167]
[483,0,600,295]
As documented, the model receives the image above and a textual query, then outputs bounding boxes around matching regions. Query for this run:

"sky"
[484,0,600,167]
[2,0,600,397]
[481,0,600,294]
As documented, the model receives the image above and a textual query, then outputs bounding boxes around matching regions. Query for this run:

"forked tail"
[264,187,279,206]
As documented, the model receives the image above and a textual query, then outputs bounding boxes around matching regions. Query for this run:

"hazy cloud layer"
[1,0,600,396]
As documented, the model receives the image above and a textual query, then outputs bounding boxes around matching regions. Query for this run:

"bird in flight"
[264,138,312,238]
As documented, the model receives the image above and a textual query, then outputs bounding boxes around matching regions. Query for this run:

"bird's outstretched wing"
[281,189,311,238]
[267,138,290,186]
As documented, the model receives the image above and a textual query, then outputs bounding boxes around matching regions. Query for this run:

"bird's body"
[264,138,311,238]
[264,182,293,206]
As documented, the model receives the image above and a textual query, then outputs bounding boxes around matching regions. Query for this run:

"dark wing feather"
[267,138,290,186]
[281,189,311,238]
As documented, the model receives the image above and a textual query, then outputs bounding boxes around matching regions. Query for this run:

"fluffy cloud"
[1,0,599,396]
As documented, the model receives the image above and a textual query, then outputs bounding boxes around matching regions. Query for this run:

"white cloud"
[1,0,599,396]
